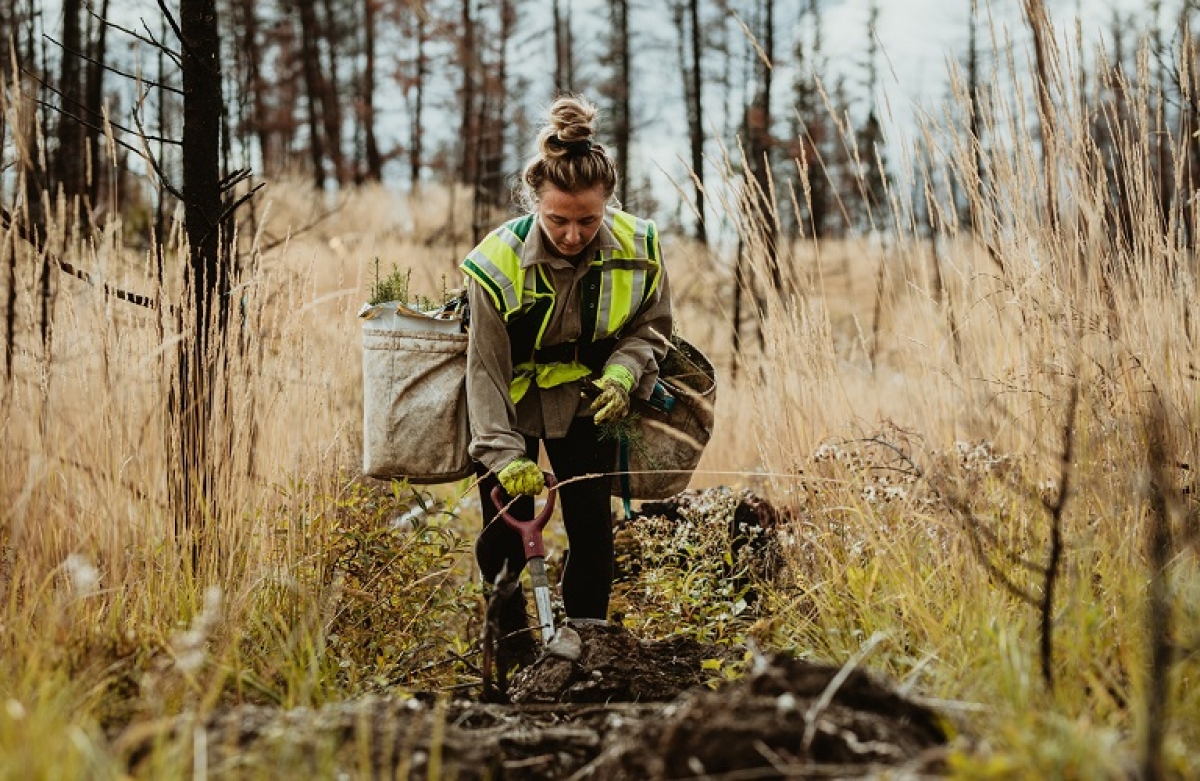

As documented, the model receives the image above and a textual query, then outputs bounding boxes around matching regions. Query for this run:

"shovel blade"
[527,557,555,644]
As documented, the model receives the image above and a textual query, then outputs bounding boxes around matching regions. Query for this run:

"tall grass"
[715,23,1200,779]
[0,20,1198,781]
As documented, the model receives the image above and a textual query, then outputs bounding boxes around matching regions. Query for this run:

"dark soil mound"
[507,622,740,704]
[653,653,949,777]
[122,624,950,779]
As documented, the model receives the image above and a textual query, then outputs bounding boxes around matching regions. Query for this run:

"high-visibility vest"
[462,209,662,402]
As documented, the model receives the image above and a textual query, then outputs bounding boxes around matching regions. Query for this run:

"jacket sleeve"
[465,279,527,472]
[604,253,673,400]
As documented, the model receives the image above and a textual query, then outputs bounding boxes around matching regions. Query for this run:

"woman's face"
[537,183,607,259]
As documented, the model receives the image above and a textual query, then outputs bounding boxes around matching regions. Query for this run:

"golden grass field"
[3,46,1200,779]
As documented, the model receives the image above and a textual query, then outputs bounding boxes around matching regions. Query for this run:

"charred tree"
[297,0,329,189]
[965,0,986,235]
[471,0,516,238]
[404,5,428,190]
[790,0,831,239]
[458,0,479,187]
[361,0,383,182]
[747,0,778,293]
[318,0,348,185]
[606,0,631,208]
[177,0,228,551]
[54,0,86,216]
[672,0,707,244]
[552,0,573,94]
[857,1,887,233]
[84,0,110,212]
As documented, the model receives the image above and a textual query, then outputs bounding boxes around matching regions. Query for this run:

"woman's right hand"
[497,457,545,496]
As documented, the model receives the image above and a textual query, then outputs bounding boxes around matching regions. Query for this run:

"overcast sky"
[40,0,1188,221]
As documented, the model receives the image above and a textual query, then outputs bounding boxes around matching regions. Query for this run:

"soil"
[118,623,949,779]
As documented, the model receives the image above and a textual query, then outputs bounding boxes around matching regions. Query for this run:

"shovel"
[490,472,559,645]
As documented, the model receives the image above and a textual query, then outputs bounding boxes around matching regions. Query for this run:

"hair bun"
[521,93,618,205]
[539,95,598,157]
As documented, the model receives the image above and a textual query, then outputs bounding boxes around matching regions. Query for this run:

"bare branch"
[131,95,185,202]
[0,208,173,314]
[199,183,266,249]
[31,97,171,166]
[90,7,182,64]
[1039,380,1078,690]
[30,71,180,147]
[42,32,183,95]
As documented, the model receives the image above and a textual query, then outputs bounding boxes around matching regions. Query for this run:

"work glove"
[497,457,545,496]
[589,364,634,425]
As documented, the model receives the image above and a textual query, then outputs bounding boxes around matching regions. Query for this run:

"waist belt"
[534,338,618,373]
[534,341,579,364]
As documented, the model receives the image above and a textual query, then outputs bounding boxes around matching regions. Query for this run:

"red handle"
[490,472,558,560]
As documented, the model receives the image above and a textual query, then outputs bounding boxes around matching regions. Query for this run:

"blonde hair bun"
[539,96,598,158]
[520,94,619,206]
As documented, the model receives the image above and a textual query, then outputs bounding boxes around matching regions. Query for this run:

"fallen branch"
[0,207,171,313]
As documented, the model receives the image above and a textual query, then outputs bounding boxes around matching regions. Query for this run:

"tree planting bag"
[360,301,473,484]
[612,337,717,500]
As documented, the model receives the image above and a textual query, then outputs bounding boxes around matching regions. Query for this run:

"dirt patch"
[120,624,949,779]
[506,623,739,704]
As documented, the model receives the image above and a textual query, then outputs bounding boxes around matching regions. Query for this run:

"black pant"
[475,414,617,620]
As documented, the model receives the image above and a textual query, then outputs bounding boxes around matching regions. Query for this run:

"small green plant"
[367,259,458,311]
[367,259,414,306]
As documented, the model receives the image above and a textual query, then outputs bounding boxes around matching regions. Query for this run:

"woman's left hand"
[590,365,634,424]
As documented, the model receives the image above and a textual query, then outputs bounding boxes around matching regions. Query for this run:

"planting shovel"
[490,473,559,645]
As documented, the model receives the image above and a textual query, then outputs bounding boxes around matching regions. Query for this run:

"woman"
[461,95,673,668]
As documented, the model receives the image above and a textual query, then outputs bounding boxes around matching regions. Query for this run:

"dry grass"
[3,29,1200,781]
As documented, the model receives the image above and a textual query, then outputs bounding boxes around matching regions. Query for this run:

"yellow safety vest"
[462,209,662,402]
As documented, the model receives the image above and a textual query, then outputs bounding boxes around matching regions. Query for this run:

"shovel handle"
[490,472,558,560]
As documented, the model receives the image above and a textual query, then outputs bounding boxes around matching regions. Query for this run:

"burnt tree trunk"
[178,0,227,553]
[608,0,631,208]
[362,0,382,182]
[553,0,573,94]
[459,0,478,187]
[687,0,706,244]
[84,0,110,212]
[54,0,86,216]
[966,0,985,235]
[318,0,347,185]
[748,0,778,297]
[297,0,328,189]
[235,0,272,173]
[408,7,427,190]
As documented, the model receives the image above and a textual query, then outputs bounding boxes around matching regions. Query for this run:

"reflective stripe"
[595,269,613,338]
[530,266,555,348]
[463,226,526,315]
[510,359,593,402]
[630,268,646,311]
[607,265,634,336]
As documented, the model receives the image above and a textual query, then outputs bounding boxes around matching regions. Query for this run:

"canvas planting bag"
[360,300,473,484]
[612,337,717,500]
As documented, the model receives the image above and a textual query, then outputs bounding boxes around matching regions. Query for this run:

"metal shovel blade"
[527,557,555,644]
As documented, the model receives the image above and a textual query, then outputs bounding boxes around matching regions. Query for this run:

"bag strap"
[618,436,634,520]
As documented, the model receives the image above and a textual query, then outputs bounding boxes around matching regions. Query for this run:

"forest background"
[2,0,1200,778]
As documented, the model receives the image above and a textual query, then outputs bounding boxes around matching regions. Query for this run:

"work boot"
[494,585,539,672]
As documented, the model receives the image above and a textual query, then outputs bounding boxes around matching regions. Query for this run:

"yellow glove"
[497,457,545,496]
[589,364,634,425]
